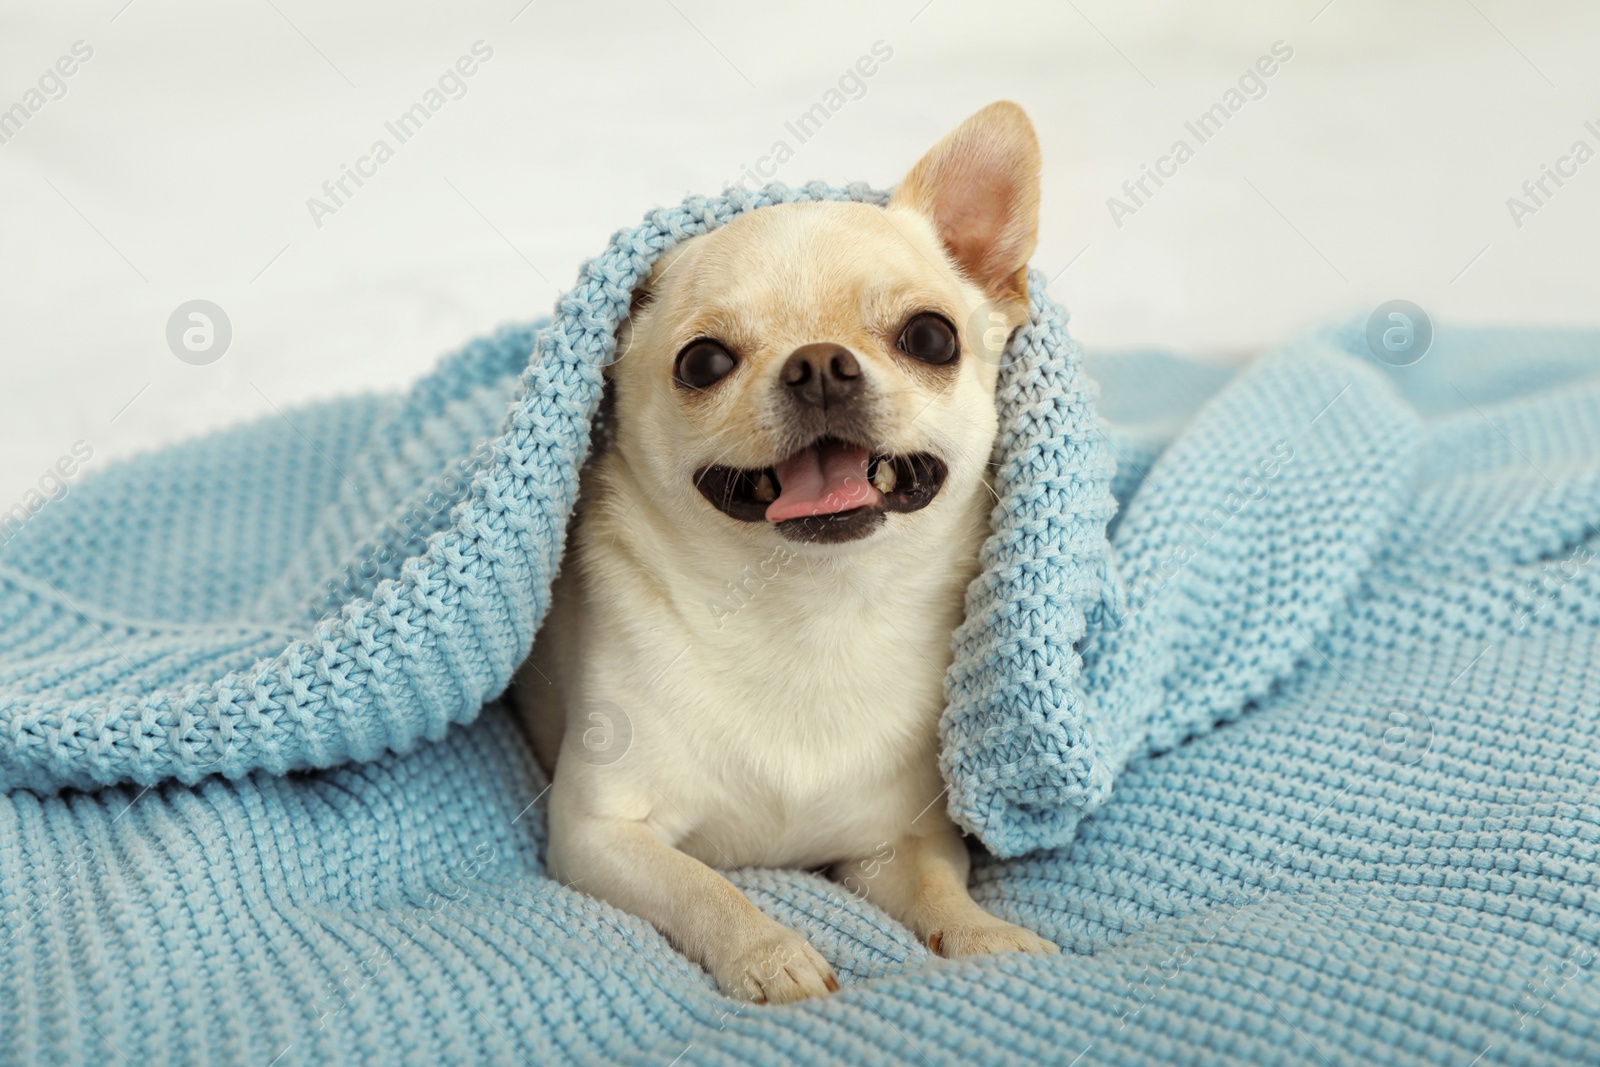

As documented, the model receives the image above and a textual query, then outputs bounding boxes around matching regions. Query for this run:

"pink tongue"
[765,442,882,522]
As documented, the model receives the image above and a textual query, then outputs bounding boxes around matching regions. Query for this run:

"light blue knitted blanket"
[3,182,1599,1066]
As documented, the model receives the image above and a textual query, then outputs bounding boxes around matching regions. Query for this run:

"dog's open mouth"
[694,436,948,543]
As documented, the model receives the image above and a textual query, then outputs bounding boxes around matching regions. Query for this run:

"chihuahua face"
[610,197,1012,549]
[517,102,1056,1005]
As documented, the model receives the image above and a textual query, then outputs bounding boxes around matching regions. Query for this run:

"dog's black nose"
[781,344,861,408]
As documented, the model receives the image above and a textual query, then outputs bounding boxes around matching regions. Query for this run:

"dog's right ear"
[891,101,1041,310]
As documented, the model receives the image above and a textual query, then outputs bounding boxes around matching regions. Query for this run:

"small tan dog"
[516,102,1057,1003]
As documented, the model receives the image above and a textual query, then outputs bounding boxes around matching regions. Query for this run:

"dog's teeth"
[871,458,897,494]
[754,472,776,503]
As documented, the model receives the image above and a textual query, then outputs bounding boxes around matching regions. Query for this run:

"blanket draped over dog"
[3,183,1599,1066]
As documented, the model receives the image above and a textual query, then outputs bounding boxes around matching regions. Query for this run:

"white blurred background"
[2,0,1596,503]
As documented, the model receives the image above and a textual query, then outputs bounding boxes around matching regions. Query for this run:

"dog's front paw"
[927,918,1058,959]
[711,923,839,1004]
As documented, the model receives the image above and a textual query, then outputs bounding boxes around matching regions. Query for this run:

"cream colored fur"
[514,102,1057,1003]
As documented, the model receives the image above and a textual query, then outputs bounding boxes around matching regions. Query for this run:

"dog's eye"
[675,340,737,390]
[897,313,958,365]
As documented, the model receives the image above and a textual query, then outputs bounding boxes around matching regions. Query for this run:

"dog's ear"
[891,101,1040,307]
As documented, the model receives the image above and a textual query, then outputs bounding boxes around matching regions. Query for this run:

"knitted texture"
[3,177,1600,1064]
[941,273,1119,855]
[0,181,1121,857]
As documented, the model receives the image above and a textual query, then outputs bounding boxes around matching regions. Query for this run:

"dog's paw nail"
[717,925,837,1004]
[928,921,1056,959]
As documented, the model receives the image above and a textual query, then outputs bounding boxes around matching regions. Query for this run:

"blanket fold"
[1087,341,1424,760]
